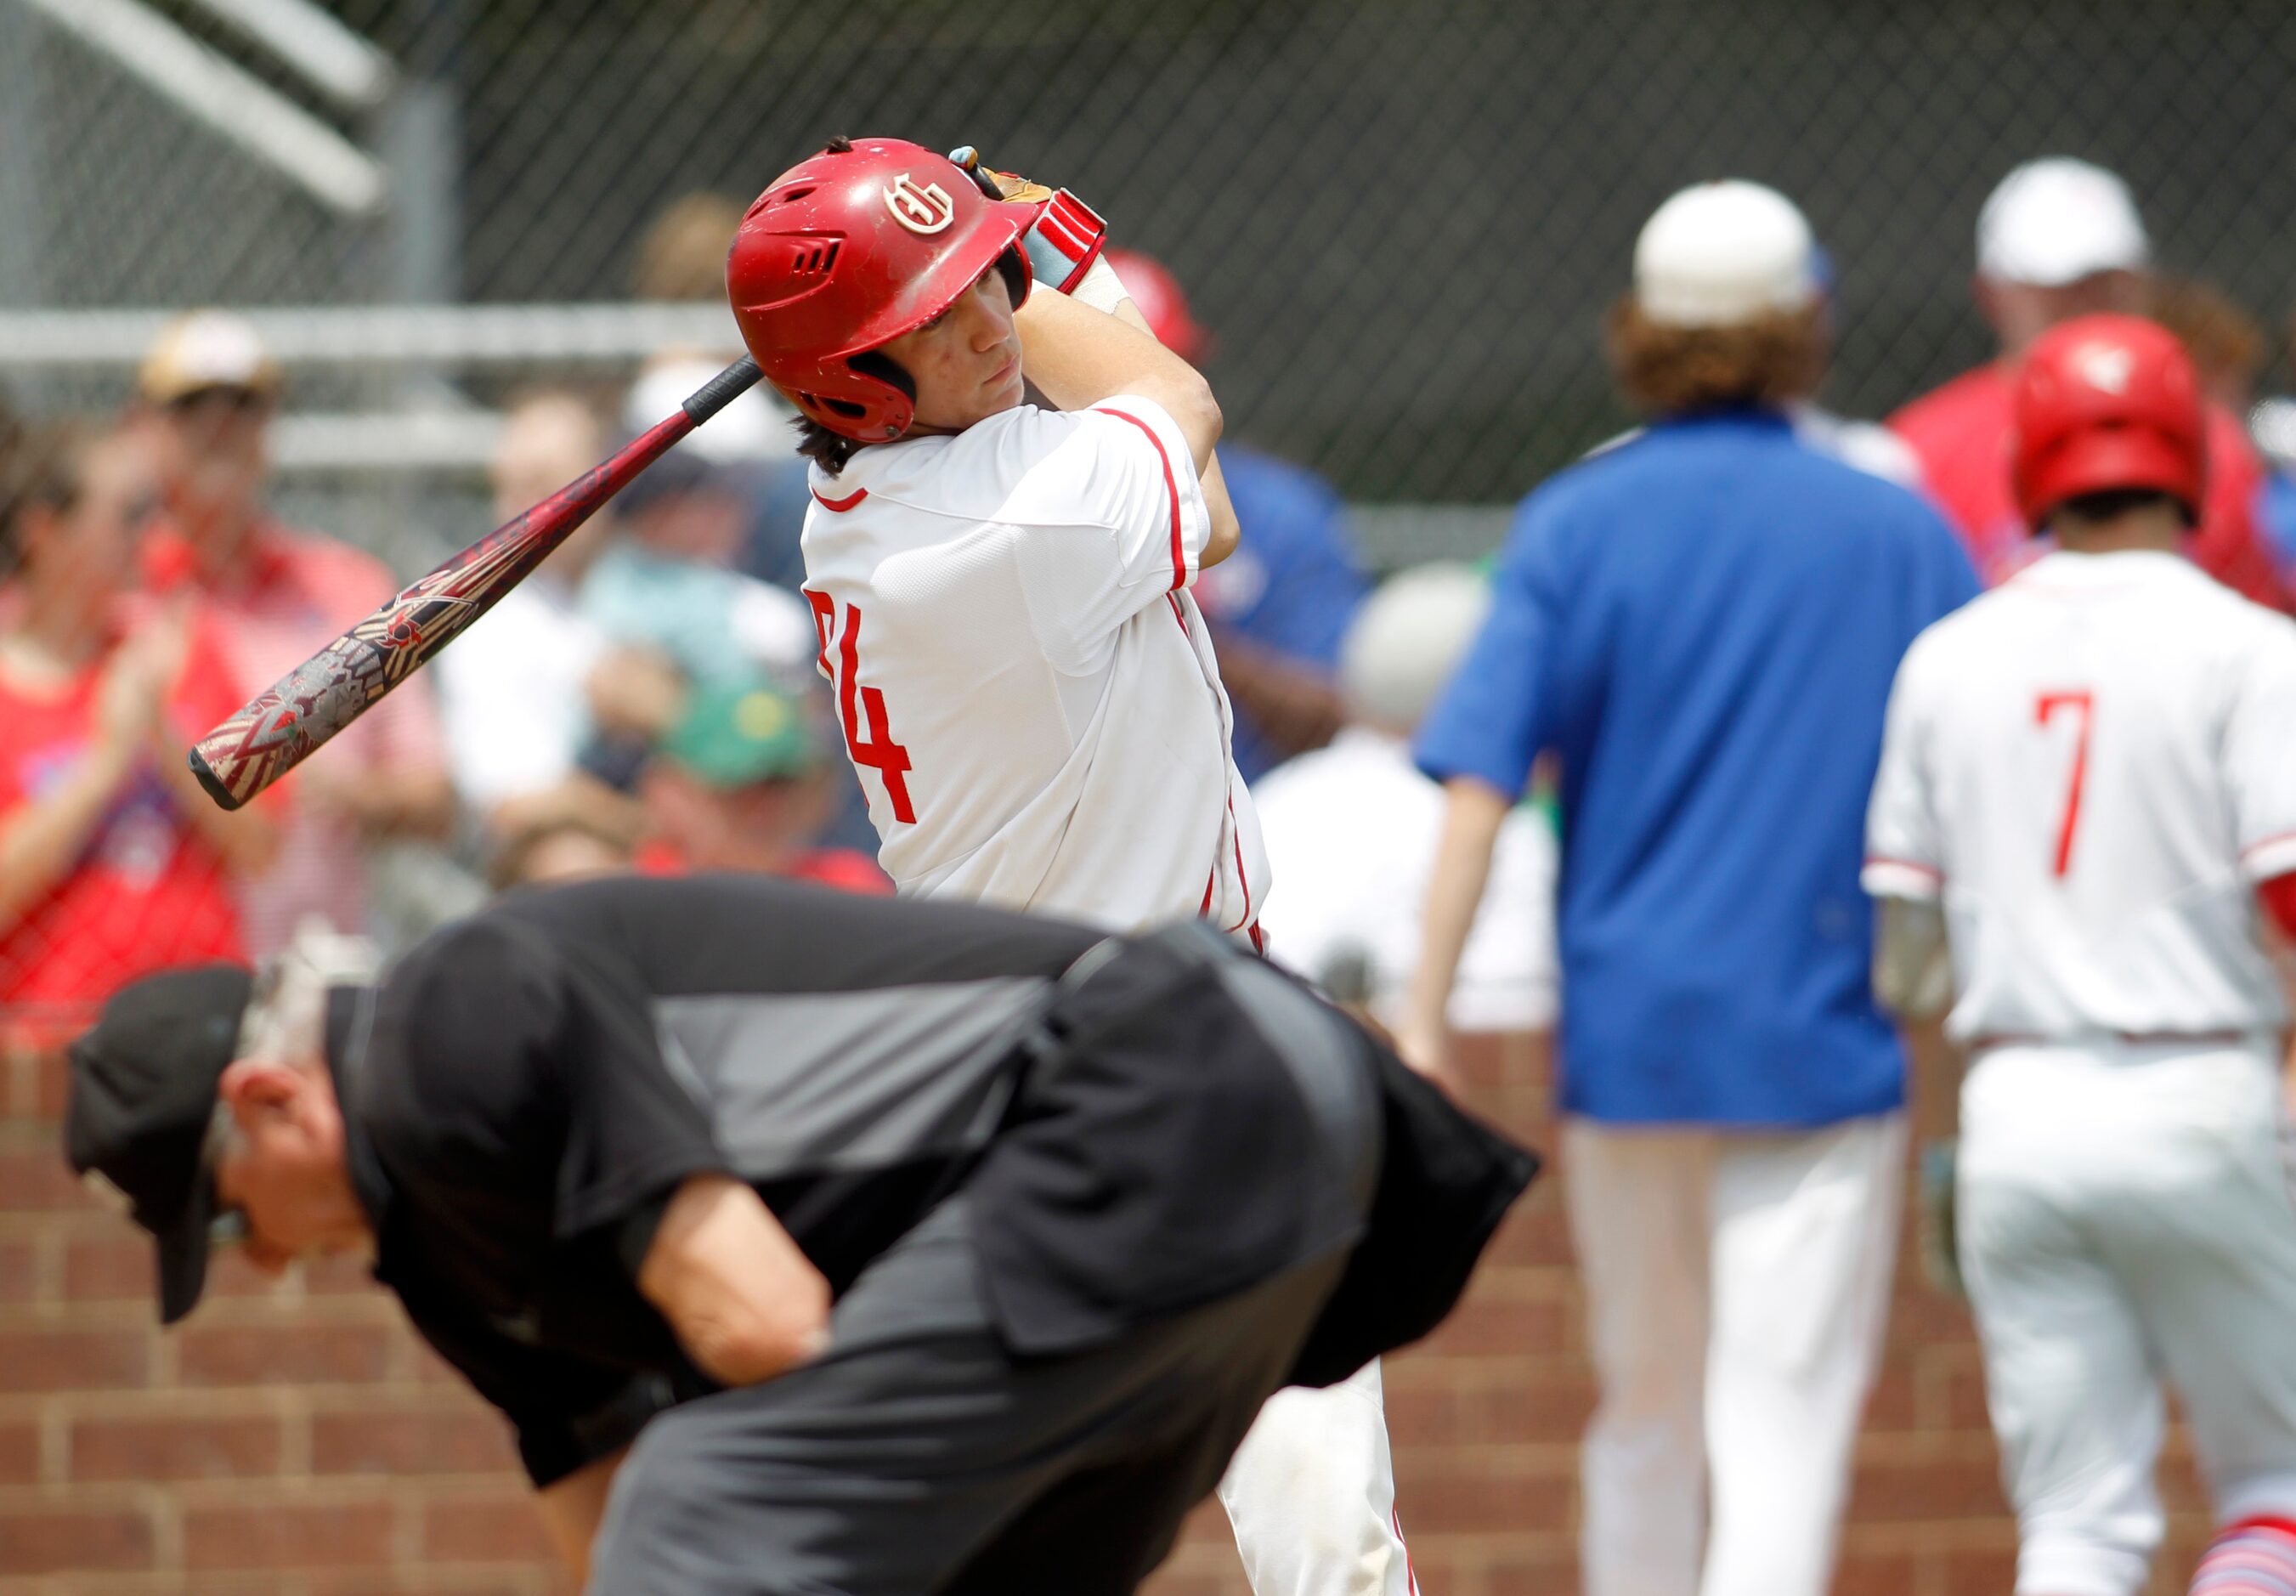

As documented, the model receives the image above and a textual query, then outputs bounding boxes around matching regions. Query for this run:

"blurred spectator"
[2151,274,2267,415]
[625,354,812,595]
[0,422,276,1038]
[635,677,889,893]
[1889,158,2284,605]
[134,311,454,955]
[1253,563,1557,1033]
[579,382,814,715]
[1106,248,1369,782]
[630,190,812,592]
[487,814,635,892]
[1403,181,1978,1596]
[632,190,747,302]
[433,389,634,844]
[2250,312,2296,584]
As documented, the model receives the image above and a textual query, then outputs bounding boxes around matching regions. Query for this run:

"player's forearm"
[1200,451,1241,568]
[1105,294,1240,563]
[1015,289,1222,469]
[0,744,134,930]
[637,1174,832,1389]
[1401,778,1512,1076]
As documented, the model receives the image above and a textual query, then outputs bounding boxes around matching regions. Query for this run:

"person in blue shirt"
[1105,249,1370,782]
[1400,183,1977,1596]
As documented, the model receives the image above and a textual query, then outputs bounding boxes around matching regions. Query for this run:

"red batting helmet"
[727,138,1036,444]
[2010,314,2207,530]
[1103,248,1213,364]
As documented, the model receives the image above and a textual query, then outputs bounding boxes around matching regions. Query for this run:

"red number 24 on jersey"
[806,591,918,824]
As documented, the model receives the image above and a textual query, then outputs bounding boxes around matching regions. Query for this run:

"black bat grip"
[682,356,762,427]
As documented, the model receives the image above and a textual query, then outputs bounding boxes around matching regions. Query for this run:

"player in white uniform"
[728,137,1417,1595]
[1865,314,2296,1596]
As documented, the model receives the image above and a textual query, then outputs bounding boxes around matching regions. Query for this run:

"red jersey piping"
[1863,855,1943,879]
[1092,405,1185,590]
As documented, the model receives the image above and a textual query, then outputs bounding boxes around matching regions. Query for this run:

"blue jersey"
[1197,446,1368,782]
[1416,410,1978,1127]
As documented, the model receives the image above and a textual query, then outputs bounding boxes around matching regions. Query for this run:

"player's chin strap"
[947,145,1110,297]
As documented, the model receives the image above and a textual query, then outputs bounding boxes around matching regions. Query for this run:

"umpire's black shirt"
[324,876,1362,1486]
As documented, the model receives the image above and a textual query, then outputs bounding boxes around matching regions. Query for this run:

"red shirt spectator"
[0,622,250,1025]
[149,519,455,952]
[1892,363,2280,604]
[134,311,454,955]
[1890,157,2287,608]
[0,422,277,1043]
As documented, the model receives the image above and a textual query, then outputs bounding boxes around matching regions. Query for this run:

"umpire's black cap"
[64,965,253,1325]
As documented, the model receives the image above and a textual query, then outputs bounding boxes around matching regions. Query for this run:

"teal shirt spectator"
[578,541,814,697]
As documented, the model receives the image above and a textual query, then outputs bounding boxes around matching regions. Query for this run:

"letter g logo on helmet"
[884,173,955,235]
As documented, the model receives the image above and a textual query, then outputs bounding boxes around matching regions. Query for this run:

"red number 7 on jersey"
[2035,689,2093,877]
[806,590,917,823]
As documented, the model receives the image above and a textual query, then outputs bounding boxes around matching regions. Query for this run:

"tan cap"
[139,311,283,405]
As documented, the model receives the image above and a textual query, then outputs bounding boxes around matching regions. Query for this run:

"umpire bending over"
[65,874,1533,1594]
[1400,182,1976,1596]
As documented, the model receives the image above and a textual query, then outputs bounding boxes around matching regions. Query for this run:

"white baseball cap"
[1976,157,2149,286]
[1341,563,1492,733]
[1633,181,1819,329]
[139,310,282,405]
[625,356,791,465]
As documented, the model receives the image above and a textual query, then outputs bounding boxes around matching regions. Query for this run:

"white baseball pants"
[1957,1038,2296,1596]
[1564,1112,1904,1596]
[1217,1360,1418,1595]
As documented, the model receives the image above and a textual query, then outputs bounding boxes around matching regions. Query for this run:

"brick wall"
[0,1030,2210,1595]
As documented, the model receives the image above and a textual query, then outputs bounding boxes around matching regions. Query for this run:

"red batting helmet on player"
[1102,248,1213,364]
[727,137,1036,444]
[2010,313,2207,530]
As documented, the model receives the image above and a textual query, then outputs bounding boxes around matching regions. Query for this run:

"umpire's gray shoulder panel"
[653,977,1053,1175]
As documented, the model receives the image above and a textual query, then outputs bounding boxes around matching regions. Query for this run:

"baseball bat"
[186,355,762,811]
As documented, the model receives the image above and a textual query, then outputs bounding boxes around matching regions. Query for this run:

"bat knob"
[186,748,244,812]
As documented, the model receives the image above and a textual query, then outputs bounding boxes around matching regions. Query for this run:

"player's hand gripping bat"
[186,357,761,810]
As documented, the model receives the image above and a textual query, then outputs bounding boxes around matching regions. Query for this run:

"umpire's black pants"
[585,1191,1347,1594]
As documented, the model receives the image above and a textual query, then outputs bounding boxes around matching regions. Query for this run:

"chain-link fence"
[9,0,2296,512]
[6,0,2296,1026]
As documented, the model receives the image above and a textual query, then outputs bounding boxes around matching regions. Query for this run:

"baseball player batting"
[1866,314,2296,1596]
[727,137,1421,1593]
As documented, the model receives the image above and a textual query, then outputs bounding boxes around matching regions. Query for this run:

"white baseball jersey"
[1863,548,2296,1044]
[799,394,1270,935]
